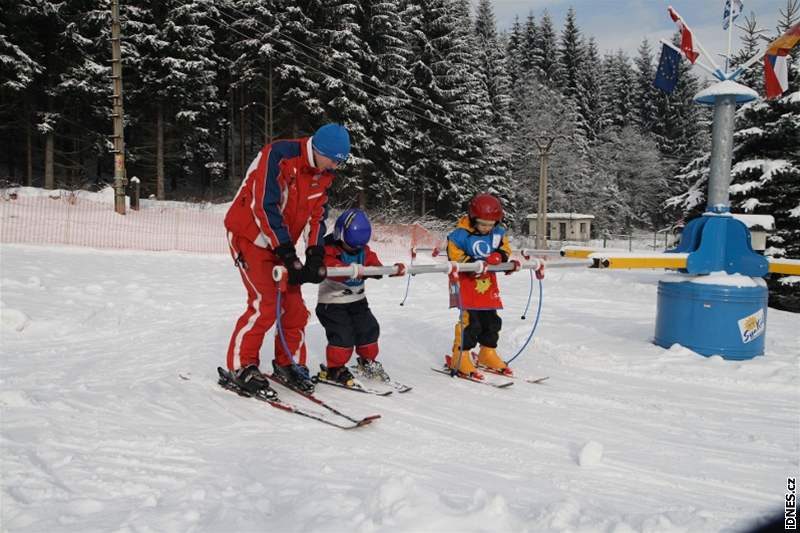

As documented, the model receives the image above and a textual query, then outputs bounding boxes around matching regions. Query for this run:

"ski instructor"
[223,123,351,397]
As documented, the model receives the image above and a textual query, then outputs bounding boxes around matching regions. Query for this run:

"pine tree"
[578,37,602,141]
[310,0,370,204]
[0,1,111,188]
[124,0,221,199]
[0,0,46,185]
[533,10,560,87]
[520,12,538,79]
[270,0,328,134]
[348,0,414,211]
[471,0,514,212]
[474,0,513,136]
[213,0,281,188]
[0,0,45,186]
[600,50,636,131]
[558,8,584,107]
[633,39,660,134]
[504,16,524,87]
[400,0,493,216]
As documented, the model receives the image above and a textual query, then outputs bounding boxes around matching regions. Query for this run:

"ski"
[265,371,386,421]
[475,364,550,384]
[430,366,514,388]
[314,375,394,396]
[217,367,379,430]
[525,376,550,384]
[349,364,413,393]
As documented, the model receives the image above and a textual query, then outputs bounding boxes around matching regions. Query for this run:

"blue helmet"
[334,208,372,248]
[312,123,350,163]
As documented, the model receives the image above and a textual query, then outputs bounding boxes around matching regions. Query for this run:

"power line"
[210,4,461,133]
[215,7,451,127]
[216,2,453,121]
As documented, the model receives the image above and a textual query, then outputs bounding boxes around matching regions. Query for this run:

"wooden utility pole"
[110,0,127,214]
[266,57,273,143]
[533,134,563,250]
[240,87,246,182]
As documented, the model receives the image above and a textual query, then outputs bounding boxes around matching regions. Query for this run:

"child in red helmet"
[445,193,516,378]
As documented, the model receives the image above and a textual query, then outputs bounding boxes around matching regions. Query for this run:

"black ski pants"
[459,309,502,351]
[316,298,380,349]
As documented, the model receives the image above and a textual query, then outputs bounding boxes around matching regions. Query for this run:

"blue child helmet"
[312,123,351,163]
[334,208,372,248]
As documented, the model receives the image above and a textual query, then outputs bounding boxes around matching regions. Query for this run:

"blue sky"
[488,0,784,63]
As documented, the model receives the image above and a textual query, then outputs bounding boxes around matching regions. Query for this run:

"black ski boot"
[233,365,278,400]
[272,361,315,393]
[322,365,355,387]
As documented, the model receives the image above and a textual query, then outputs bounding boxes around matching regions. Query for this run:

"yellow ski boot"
[447,349,483,379]
[477,346,513,376]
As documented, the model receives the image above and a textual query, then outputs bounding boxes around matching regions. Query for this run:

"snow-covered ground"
[1,243,797,533]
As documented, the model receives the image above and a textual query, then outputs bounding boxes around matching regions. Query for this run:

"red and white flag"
[764,23,800,99]
[764,51,789,99]
[668,6,700,64]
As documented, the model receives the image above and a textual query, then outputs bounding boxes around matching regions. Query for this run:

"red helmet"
[468,193,504,221]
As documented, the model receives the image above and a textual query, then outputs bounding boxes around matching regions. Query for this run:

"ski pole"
[271,267,307,375]
[447,261,467,377]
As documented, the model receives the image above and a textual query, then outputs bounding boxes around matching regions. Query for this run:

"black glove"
[275,243,304,285]
[498,249,509,262]
[302,245,326,284]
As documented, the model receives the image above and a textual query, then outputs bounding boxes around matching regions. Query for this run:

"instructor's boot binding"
[272,361,315,393]
[234,365,278,399]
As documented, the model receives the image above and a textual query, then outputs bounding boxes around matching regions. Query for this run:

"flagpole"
[729,46,766,79]
[659,39,720,78]
[669,6,723,73]
[726,1,735,73]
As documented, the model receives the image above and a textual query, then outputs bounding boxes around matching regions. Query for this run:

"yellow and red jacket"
[447,216,512,310]
[224,137,333,253]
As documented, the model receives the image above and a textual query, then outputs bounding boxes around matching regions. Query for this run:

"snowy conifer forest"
[1,1,798,305]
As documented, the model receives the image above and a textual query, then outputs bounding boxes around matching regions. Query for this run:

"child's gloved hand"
[485,252,503,265]
[302,245,327,284]
[535,264,545,280]
[504,259,521,275]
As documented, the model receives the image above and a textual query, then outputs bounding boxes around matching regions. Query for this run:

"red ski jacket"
[224,137,334,251]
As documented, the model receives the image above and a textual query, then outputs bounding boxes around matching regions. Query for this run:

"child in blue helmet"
[315,209,388,386]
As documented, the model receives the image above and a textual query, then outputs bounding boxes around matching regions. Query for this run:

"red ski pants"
[226,235,308,370]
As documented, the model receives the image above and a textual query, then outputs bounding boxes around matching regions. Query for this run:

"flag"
[722,0,743,30]
[764,51,789,99]
[763,23,800,99]
[766,22,800,55]
[654,44,681,94]
[668,6,700,64]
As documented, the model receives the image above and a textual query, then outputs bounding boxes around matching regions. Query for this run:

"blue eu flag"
[654,44,681,94]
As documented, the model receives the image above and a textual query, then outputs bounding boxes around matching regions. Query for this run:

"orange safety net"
[0,193,446,262]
